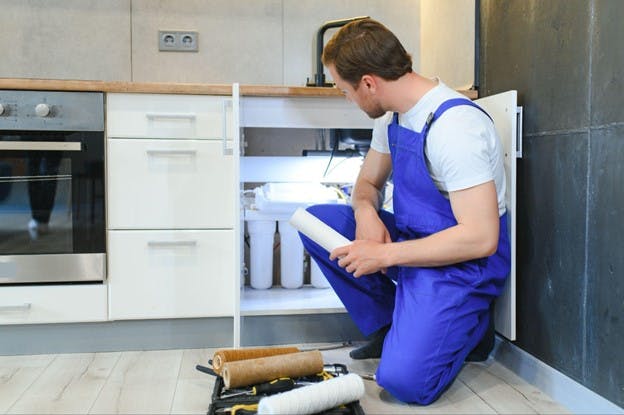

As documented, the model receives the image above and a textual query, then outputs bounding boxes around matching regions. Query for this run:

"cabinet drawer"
[107,139,234,229]
[107,93,233,140]
[0,285,107,324]
[108,230,235,320]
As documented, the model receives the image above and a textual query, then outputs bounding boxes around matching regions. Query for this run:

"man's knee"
[376,354,453,405]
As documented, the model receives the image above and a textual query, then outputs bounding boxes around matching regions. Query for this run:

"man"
[299,19,511,405]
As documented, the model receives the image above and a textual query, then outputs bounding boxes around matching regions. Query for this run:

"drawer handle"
[145,113,197,122]
[0,303,32,312]
[147,240,198,248]
[146,149,197,156]
[222,100,233,156]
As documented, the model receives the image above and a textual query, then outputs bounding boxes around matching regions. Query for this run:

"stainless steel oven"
[0,90,105,284]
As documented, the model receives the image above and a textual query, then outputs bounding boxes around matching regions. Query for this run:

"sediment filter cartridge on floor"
[212,346,300,375]
[257,373,365,415]
[221,350,324,389]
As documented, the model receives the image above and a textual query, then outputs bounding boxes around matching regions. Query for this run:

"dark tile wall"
[480,0,590,134]
[481,0,624,407]
[591,1,624,125]
[516,133,588,381]
[587,125,624,404]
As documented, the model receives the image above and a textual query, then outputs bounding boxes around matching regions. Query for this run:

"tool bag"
[207,363,365,415]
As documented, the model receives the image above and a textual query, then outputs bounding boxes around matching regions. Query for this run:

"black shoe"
[349,325,390,360]
[466,313,495,362]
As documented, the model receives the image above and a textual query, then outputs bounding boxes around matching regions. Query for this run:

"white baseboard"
[493,337,624,414]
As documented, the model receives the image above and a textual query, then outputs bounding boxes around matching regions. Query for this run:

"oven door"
[0,131,105,284]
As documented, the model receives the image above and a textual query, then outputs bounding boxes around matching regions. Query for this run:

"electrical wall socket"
[158,31,198,52]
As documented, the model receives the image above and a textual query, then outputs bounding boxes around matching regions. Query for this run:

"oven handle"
[0,141,81,151]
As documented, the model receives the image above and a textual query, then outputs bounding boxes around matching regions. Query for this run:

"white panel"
[108,230,235,319]
[241,96,372,129]
[232,83,242,347]
[476,90,518,341]
[241,156,363,184]
[0,285,107,324]
[107,139,234,229]
[241,286,344,316]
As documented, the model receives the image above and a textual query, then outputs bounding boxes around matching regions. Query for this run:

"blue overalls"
[300,98,511,405]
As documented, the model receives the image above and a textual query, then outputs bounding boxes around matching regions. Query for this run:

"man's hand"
[330,239,390,278]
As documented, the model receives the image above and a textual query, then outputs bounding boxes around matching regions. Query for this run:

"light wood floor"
[0,345,569,414]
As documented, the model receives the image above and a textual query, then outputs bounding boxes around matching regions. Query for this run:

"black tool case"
[207,364,365,415]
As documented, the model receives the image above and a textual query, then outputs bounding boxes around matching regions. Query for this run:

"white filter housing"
[310,259,331,288]
[278,220,304,289]
[247,220,275,289]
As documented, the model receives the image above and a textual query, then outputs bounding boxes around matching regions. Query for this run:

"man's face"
[328,64,385,119]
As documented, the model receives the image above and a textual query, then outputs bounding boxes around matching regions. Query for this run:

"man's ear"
[361,74,377,93]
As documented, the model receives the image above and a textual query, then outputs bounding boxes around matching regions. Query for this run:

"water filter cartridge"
[258,373,365,415]
[288,208,351,253]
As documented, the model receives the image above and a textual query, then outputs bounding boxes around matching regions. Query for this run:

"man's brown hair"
[322,18,413,88]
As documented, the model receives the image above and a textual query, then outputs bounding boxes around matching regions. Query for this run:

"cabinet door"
[0,285,107,324]
[108,230,235,319]
[476,91,519,341]
[107,139,234,229]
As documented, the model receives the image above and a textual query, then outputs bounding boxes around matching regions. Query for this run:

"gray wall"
[420,0,475,89]
[0,0,421,85]
[0,0,478,89]
[481,0,624,407]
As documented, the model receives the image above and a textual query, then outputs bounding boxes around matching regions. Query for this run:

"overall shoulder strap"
[422,98,492,137]
[391,112,399,124]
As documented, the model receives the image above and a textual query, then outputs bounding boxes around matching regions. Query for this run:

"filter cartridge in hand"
[288,207,351,253]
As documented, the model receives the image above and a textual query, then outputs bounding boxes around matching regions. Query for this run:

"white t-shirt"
[371,80,507,216]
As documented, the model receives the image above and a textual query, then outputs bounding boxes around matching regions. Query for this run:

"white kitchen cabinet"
[0,285,107,325]
[106,90,239,323]
[108,230,235,319]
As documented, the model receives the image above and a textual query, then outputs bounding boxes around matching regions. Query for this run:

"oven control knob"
[35,103,50,117]
[0,103,4,115]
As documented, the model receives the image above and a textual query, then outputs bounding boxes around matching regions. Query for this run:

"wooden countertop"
[0,78,477,99]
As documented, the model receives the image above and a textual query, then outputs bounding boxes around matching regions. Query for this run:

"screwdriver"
[220,378,296,399]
